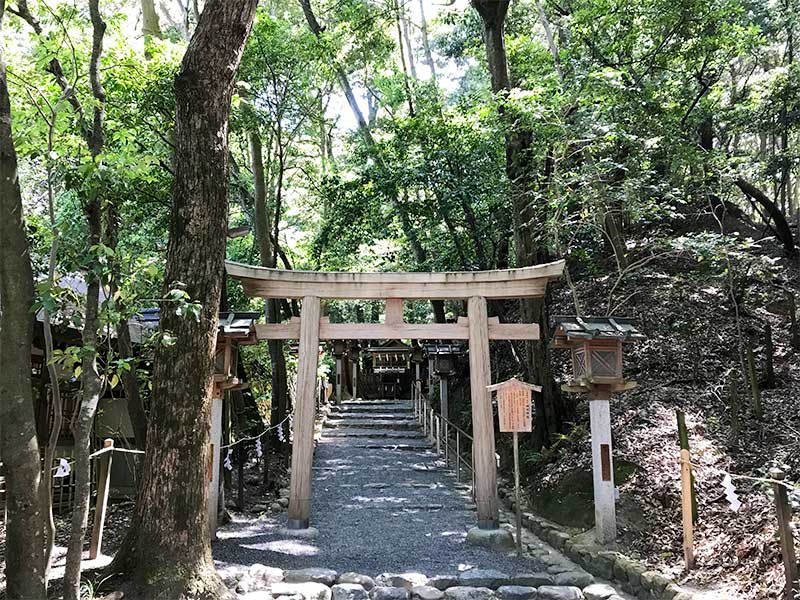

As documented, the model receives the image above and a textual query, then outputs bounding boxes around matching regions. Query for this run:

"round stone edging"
[497,483,696,600]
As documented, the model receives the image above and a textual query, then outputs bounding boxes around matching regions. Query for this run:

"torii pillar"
[287,296,320,529]
[467,296,498,529]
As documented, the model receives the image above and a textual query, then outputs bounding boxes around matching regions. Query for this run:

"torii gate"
[226,260,565,532]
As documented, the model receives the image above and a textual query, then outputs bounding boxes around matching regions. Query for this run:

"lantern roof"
[552,316,644,346]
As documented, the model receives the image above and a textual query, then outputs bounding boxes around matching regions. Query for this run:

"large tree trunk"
[471,0,563,448]
[0,3,47,597]
[249,127,289,473]
[112,1,257,597]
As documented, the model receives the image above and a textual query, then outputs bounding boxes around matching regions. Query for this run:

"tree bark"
[734,178,796,256]
[0,3,47,597]
[112,2,257,597]
[471,0,563,448]
[142,0,162,58]
[418,0,436,82]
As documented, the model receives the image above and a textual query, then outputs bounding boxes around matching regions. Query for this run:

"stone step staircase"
[321,398,432,451]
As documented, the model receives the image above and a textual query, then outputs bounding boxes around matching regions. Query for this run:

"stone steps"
[336,401,413,411]
[324,419,420,430]
[320,440,433,451]
[323,428,424,439]
[327,412,416,421]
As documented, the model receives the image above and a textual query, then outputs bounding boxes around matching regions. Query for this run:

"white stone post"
[589,392,616,544]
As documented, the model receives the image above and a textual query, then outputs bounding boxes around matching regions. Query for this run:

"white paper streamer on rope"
[722,473,741,511]
[223,449,233,471]
[255,438,262,458]
[54,458,71,478]
[277,424,286,443]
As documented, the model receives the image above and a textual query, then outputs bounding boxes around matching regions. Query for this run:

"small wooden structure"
[551,316,644,545]
[367,339,412,399]
[227,259,565,531]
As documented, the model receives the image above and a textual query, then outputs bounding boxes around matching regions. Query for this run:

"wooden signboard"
[488,378,540,432]
[487,377,542,557]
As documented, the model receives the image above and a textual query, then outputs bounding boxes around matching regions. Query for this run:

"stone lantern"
[551,316,645,545]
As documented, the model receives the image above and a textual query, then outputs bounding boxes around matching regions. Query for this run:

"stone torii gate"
[226,260,564,533]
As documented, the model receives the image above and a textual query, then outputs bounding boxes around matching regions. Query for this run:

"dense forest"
[0,0,798,599]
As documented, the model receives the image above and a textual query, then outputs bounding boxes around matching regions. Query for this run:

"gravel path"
[213,399,547,578]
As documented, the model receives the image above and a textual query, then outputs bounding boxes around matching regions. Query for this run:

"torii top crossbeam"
[225,260,565,300]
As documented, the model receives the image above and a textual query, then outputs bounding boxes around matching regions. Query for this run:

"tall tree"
[62,2,108,597]
[111,0,258,597]
[471,0,563,447]
[0,2,47,597]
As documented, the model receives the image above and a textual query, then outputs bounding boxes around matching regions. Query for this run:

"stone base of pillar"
[287,518,310,530]
[280,524,319,539]
[466,526,515,550]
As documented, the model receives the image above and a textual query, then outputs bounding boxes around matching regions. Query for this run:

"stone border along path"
[496,485,701,600]
[213,399,635,600]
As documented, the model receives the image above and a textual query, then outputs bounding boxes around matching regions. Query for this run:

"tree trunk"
[111,1,257,597]
[142,0,162,57]
[734,178,796,256]
[0,3,46,596]
[249,127,289,468]
[472,0,563,448]
[418,0,436,82]
[63,3,107,597]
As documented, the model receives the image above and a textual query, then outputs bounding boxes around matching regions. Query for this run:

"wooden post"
[676,409,698,522]
[415,362,421,404]
[589,391,616,544]
[288,295,321,529]
[513,431,522,557]
[440,374,449,422]
[468,295,498,529]
[208,393,224,539]
[336,354,343,404]
[770,468,798,600]
[352,359,358,400]
[89,438,113,559]
[680,448,695,570]
[237,443,245,511]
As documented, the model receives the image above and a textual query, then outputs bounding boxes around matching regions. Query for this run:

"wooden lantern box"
[551,316,644,393]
